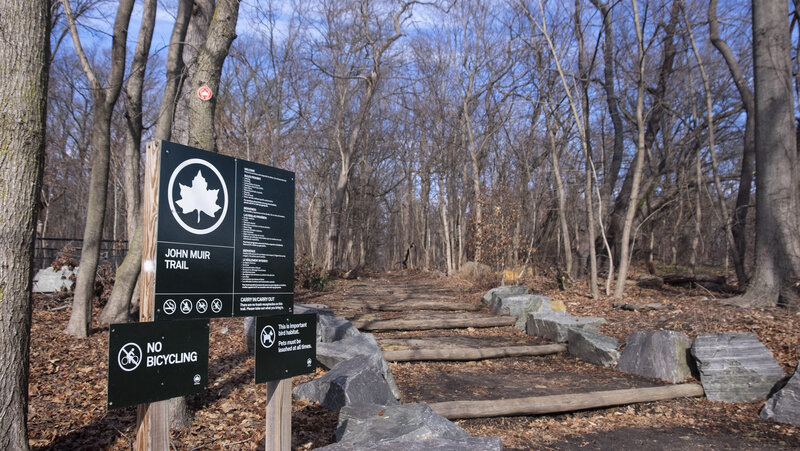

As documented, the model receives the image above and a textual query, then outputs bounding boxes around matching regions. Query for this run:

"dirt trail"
[315,273,782,450]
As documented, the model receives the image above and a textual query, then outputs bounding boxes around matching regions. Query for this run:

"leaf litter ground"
[29,270,800,449]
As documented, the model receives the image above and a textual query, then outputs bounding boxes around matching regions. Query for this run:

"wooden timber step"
[365,301,482,312]
[351,315,517,331]
[429,383,705,420]
[383,344,567,362]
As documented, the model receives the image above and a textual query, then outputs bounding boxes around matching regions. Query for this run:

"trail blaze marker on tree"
[154,141,295,320]
[197,85,213,101]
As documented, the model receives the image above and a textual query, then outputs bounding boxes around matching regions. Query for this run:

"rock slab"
[317,437,504,451]
[481,285,528,307]
[567,328,620,366]
[618,331,693,383]
[317,333,402,400]
[488,294,552,331]
[692,332,785,402]
[761,364,800,426]
[526,312,605,342]
[293,354,399,411]
[335,402,469,443]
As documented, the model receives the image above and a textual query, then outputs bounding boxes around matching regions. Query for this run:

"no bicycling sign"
[107,320,209,409]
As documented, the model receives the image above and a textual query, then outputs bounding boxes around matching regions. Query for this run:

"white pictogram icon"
[196,298,208,313]
[211,298,223,313]
[167,158,228,235]
[118,343,142,372]
[307,358,313,368]
[193,374,202,385]
[180,299,192,314]
[260,325,276,349]
[163,299,176,315]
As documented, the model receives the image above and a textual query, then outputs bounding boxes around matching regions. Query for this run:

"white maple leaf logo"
[175,170,222,223]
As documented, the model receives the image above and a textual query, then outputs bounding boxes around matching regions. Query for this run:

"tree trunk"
[613,0,646,299]
[100,0,157,325]
[547,118,572,276]
[709,0,754,288]
[728,0,800,308]
[590,0,624,205]
[187,0,240,151]
[0,2,48,448]
[64,0,135,337]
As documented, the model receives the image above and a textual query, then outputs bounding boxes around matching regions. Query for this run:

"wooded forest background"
[39,0,797,308]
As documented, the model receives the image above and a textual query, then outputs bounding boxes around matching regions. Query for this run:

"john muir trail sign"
[154,140,295,320]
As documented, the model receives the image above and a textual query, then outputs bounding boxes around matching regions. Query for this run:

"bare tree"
[708,0,754,287]
[727,0,800,308]
[63,0,135,337]
[0,1,49,448]
[99,0,158,325]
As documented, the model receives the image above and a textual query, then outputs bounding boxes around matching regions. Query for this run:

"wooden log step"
[351,315,517,331]
[383,344,567,362]
[429,383,705,420]
[365,301,482,312]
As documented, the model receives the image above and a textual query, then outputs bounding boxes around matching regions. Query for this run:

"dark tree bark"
[589,0,624,204]
[188,0,241,151]
[63,0,135,337]
[708,0,754,288]
[99,0,158,325]
[727,0,800,308]
[0,1,49,448]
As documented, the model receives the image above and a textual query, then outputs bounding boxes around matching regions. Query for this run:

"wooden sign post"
[135,141,170,450]
[266,379,291,451]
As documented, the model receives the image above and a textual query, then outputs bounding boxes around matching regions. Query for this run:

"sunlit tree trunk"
[0,1,48,448]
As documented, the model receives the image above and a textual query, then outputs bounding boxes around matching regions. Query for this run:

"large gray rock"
[293,354,399,411]
[317,437,504,451]
[525,312,605,342]
[318,314,360,343]
[489,294,552,331]
[761,364,800,425]
[618,331,693,383]
[692,332,785,402]
[481,285,527,307]
[335,402,470,443]
[567,328,620,366]
[32,267,76,293]
[317,333,402,400]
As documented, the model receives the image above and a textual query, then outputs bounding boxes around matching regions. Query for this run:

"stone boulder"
[488,294,552,331]
[317,437,504,451]
[293,354,399,411]
[481,285,528,307]
[567,328,620,367]
[617,331,693,383]
[525,312,605,343]
[32,266,76,293]
[691,332,785,402]
[761,364,800,426]
[317,333,401,400]
[335,402,470,443]
[318,314,360,343]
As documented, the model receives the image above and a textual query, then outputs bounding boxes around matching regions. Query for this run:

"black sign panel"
[154,141,294,320]
[255,314,316,383]
[108,320,209,409]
